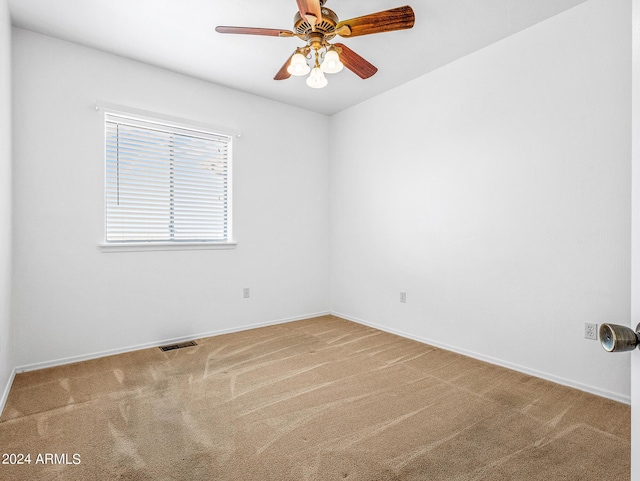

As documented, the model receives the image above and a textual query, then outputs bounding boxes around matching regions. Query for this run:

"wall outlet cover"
[585,322,598,340]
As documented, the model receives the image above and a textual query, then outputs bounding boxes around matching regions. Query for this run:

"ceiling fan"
[215,0,415,89]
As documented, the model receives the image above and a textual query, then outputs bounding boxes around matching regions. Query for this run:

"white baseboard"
[15,311,331,374]
[0,367,17,416]
[332,311,631,405]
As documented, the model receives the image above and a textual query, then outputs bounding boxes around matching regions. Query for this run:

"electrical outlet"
[400,292,406,303]
[585,323,598,340]
[243,288,250,299]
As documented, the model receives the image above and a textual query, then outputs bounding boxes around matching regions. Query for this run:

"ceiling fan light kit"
[215,0,415,89]
[321,46,344,74]
[307,65,328,89]
[287,49,311,76]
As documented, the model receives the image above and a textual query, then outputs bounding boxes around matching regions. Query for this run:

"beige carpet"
[0,315,630,480]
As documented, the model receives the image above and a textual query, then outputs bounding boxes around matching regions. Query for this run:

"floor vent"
[159,341,197,352]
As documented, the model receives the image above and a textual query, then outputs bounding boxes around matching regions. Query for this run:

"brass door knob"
[599,323,640,352]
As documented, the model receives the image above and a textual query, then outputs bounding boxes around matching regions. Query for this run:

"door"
[632,1,640,479]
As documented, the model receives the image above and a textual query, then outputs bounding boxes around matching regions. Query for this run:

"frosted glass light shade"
[321,49,343,74]
[287,53,310,76]
[306,67,328,89]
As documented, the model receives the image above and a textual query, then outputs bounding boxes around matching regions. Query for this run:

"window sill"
[98,241,237,253]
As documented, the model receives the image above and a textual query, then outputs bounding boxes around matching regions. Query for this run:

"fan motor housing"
[294,8,339,40]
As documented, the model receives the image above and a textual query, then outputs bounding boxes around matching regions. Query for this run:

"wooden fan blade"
[215,26,294,37]
[274,53,294,80]
[296,0,322,24]
[336,6,415,37]
[334,43,378,79]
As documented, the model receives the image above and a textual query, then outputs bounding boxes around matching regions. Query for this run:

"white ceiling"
[8,0,589,115]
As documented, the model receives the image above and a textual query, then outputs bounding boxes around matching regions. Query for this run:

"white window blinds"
[105,113,232,244]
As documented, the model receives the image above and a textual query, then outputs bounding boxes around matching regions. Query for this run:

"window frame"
[97,102,237,252]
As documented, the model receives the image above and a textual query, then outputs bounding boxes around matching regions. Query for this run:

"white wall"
[11,29,330,368]
[330,0,631,401]
[8,0,632,405]
[0,0,13,404]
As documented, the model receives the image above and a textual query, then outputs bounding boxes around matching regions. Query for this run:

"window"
[103,112,233,248]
